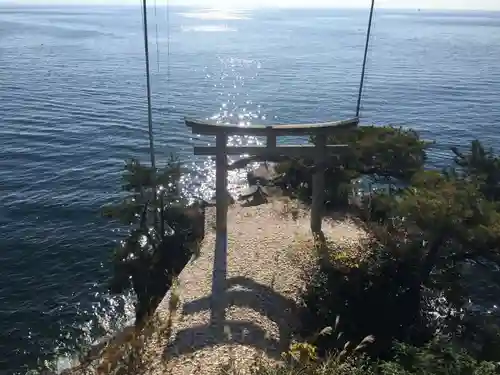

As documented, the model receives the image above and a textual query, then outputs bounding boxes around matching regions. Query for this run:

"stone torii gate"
[185,116,359,330]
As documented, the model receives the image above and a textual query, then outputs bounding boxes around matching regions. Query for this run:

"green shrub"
[275,126,428,208]
[221,340,498,375]
[102,156,204,326]
[377,340,499,375]
[245,355,374,375]
[297,235,433,358]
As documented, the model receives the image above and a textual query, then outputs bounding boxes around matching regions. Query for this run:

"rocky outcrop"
[246,162,281,186]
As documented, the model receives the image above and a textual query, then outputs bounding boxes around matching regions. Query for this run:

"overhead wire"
[356,0,376,118]
[165,0,171,112]
[163,0,175,150]
[140,0,157,198]
[154,0,161,73]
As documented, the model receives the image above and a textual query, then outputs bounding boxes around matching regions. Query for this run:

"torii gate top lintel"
[185,116,359,136]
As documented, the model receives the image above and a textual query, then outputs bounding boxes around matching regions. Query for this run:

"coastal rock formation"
[246,162,281,186]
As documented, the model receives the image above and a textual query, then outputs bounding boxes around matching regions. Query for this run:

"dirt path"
[140,200,367,375]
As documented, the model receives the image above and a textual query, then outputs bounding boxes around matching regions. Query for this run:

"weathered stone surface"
[239,184,261,200]
[238,185,270,205]
[227,155,290,171]
[246,162,281,186]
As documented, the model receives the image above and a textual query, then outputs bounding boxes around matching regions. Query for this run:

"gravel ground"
[137,200,368,375]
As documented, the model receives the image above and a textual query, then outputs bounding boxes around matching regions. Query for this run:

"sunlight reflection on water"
[50,55,271,372]
[179,8,251,21]
[182,56,268,202]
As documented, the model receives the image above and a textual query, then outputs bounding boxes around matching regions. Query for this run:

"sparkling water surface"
[0,5,499,373]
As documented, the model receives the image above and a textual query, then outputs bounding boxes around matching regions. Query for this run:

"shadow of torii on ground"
[162,276,299,361]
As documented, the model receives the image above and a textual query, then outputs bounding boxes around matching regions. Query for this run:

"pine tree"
[102,155,204,326]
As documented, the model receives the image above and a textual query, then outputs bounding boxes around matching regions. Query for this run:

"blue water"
[0,4,499,373]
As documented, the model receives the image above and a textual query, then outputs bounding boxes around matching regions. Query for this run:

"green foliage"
[219,340,498,375]
[358,147,500,316]
[288,138,500,374]
[218,322,375,375]
[377,341,499,375]
[229,355,373,375]
[276,126,429,207]
[298,234,431,358]
[102,155,185,225]
[397,170,500,237]
[393,170,500,275]
[343,141,500,317]
[325,125,429,180]
[452,140,500,201]
[101,156,204,326]
[364,191,398,223]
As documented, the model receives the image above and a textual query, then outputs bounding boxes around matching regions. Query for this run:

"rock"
[239,185,261,200]
[228,156,255,170]
[208,189,235,206]
[246,162,281,186]
[238,184,269,205]
[228,155,289,170]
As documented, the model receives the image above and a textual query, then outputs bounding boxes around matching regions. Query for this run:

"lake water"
[0,4,499,374]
